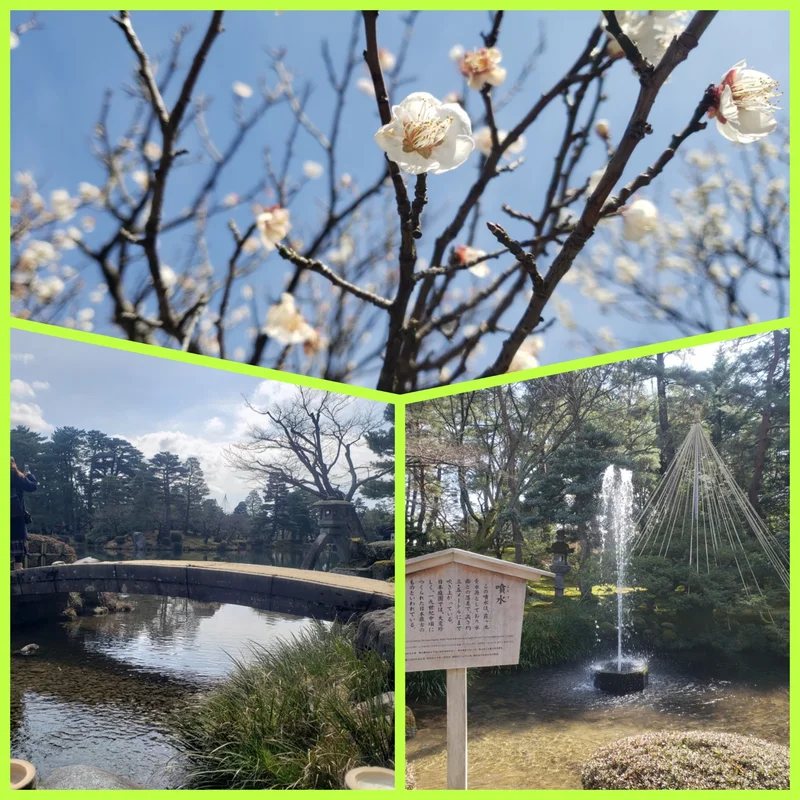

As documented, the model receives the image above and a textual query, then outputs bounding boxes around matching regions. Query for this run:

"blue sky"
[10,328,381,505]
[10,10,790,385]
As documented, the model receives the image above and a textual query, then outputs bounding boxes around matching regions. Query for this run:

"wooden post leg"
[446,667,468,789]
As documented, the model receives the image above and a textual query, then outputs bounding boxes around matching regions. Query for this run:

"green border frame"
[5,3,796,796]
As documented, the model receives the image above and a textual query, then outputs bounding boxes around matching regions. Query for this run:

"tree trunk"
[748,330,784,510]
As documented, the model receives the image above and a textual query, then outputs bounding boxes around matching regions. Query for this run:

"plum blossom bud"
[458,47,507,91]
[232,81,253,98]
[708,60,780,144]
[143,141,162,161]
[302,160,324,179]
[378,49,396,72]
[356,77,376,97]
[621,197,659,242]
[374,92,474,175]
[449,44,465,62]
[594,119,611,139]
[256,206,291,251]
[223,192,239,207]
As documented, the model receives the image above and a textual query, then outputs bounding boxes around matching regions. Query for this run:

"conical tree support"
[635,423,789,594]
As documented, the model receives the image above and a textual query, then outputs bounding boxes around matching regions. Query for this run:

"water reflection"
[407,656,789,790]
[11,596,318,788]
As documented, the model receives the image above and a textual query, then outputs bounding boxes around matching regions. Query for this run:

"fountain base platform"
[593,660,648,695]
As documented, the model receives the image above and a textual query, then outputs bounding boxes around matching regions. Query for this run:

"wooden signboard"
[405,549,554,789]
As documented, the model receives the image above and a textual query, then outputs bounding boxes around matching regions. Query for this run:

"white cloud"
[11,353,34,364]
[123,430,236,506]
[32,380,51,391]
[204,416,226,433]
[10,379,36,399]
[11,401,54,433]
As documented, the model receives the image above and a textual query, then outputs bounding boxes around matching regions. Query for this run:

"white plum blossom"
[132,170,149,190]
[708,61,780,144]
[374,92,474,175]
[50,189,75,221]
[587,167,606,194]
[356,77,376,97]
[223,192,239,207]
[242,237,260,255]
[264,293,316,345]
[455,245,489,277]
[11,31,19,49]
[603,11,689,66]
[256,206,291,251]
[241,284,254,300]
[89,283,108,304]
[232,81,253,98]
[473,126,526,158]
[78,182,101,203]
[328,235,355,266]
[458,47,507,91]
[302,160,324,179]
[378,48,396,72]
[31,275,64,302]
[77,308,95,323]
[508,336,545,373]
[614,256,640,285]
[621,197,659,242]
[143,141,162,161]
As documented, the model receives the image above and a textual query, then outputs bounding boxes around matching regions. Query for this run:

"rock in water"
[73,556,101,564]
[40,765,145,790]
[18,643,39,656]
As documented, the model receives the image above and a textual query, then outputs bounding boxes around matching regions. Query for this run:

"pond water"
[407,656,789,790]
[11,596,319,788]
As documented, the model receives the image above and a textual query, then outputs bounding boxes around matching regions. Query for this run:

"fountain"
[593,465,648,695]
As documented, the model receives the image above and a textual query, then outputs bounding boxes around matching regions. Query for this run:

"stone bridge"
[11,560,394,626]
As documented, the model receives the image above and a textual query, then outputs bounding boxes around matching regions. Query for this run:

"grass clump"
[174,621,393,789]
[581,731,789,789]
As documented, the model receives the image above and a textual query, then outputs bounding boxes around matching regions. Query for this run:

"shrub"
[115,535,126,545]
[72,532,86,543]
[173,621,393,789]
[581,731,789,789]
[26,533,77,564]
[170,532,183,543]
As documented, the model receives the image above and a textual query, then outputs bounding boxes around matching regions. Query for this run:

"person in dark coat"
[11,457,37,570]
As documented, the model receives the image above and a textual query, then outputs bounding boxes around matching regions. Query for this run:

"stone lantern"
[311,499,353,563]
[549,529,574,597]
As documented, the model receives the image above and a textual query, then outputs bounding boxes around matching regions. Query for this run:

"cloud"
[10,379,36,399]
[32,380,51,391]
[204,416,226,433]
[11,353,34,364]
[11,401,54,433]
[123,430,237,506]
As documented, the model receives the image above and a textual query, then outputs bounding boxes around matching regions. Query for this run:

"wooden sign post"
[405,549,554,789]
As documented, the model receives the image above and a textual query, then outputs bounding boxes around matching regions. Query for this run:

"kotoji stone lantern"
[311,499,353,563]
[549,530,574,598]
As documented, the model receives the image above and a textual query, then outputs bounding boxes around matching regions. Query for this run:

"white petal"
[718,86,739,124]
[440,102,473,136]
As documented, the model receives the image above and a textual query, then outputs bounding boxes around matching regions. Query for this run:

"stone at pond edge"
[355,607,394,663]
[40,765,145,790]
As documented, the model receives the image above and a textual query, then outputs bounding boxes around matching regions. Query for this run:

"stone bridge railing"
[11,560,394,625]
